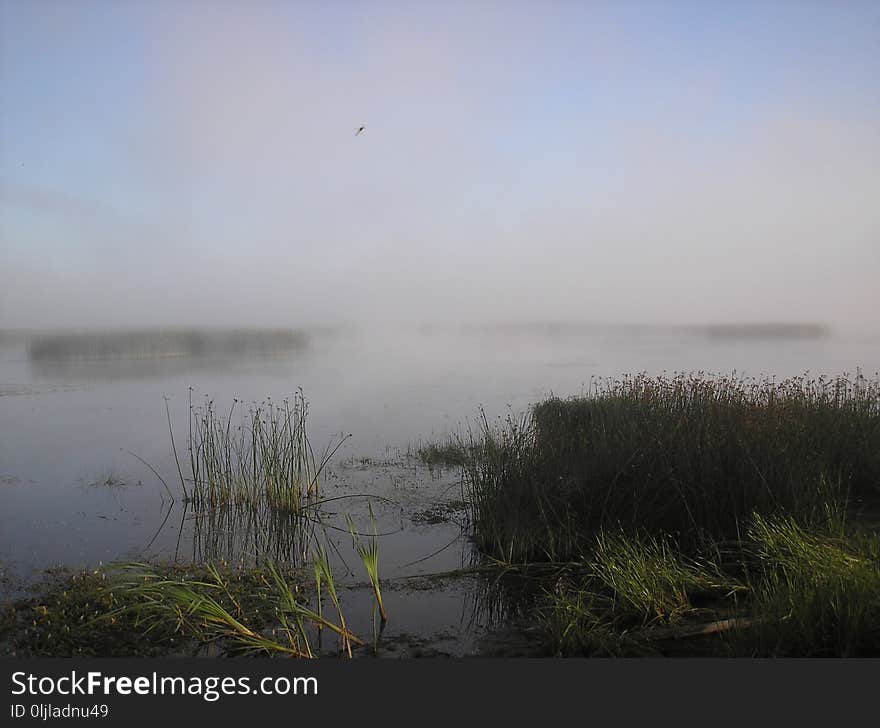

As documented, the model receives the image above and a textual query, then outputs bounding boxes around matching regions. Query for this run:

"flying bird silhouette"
[355,125,366,136]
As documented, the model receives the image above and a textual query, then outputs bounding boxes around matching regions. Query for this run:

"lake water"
[1,324,877,654]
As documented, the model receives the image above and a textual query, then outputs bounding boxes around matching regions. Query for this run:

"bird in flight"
[355,125,366,136]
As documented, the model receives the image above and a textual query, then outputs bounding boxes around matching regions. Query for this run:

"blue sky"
[1,0,878,328]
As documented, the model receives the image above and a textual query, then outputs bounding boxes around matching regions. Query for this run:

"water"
[1,324,877,654]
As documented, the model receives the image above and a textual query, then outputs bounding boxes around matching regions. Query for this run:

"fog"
[1,1,878,333]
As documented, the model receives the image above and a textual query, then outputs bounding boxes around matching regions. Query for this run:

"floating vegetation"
[741,512,880,656]
[411,500,468,525]
[87,470,134,488]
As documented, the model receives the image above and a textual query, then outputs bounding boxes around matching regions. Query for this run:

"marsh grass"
[461,372,880,562]
[184,388,348,513]
[536,513,880,656]
[740,512,880,656]
[3,554,370,658]
[538,584,652,657]
[119,563,310,657]
[119,559,363,657]
[412,436,483,469]
[590,531,736,623]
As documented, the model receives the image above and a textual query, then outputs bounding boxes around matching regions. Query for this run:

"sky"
[1,0,878,331]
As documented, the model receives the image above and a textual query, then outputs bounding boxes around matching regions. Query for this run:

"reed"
[184,388,348,513]
[460,372,880,562]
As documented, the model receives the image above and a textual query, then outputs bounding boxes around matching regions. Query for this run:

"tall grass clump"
[464,372,880,562]
[741,512,880,656]
[185,388,347,512]
[536,530,735,656]
[590,531,733,623]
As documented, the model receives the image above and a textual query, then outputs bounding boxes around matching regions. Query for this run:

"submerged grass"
[460,372,880,562]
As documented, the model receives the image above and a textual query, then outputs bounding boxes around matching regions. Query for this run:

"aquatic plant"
[119,560,362,657]
[537,583,651,657]
[313,545,353,657]
[412,436,483,469]
[741,512,880,656]
[347,503,387,623]
[460,372,880,561]
[590,531,734,623]
[184,388,348,512]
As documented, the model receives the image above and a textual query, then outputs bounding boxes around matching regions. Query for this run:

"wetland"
[1,324,878,657]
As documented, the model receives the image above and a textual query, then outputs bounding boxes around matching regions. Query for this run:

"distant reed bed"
[28,328,308,361]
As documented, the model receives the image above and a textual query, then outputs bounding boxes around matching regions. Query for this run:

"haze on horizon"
[1,1,878,334]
